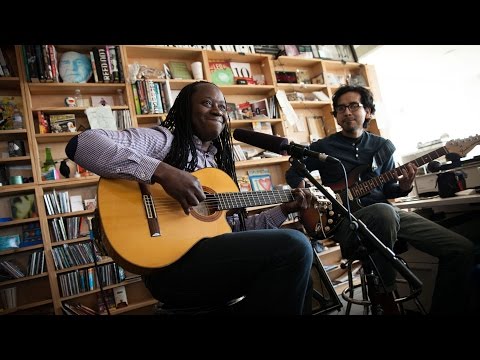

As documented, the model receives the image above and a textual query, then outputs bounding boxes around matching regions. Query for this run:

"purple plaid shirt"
[74,126,287,231]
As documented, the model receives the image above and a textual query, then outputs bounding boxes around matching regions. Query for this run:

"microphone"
[232,128,340,163]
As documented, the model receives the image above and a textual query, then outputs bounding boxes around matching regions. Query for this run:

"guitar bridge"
[139,183,161,237]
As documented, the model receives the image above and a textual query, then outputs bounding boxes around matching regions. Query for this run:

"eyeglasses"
[334,102,363,113]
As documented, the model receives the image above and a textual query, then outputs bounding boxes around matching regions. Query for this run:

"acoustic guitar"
[301,134,480,240]
[97,167,331,274]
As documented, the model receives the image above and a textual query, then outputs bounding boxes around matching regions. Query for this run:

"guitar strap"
[373,139,396,169]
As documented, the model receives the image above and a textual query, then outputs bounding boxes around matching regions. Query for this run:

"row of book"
[0,47,15,77]
[58,262,125,297]
[22,45,59,83]
[89,46,124,83]
[51,241,102,270]
[131,79,179,115]
[0,250,45,280]
[49,216,89,242]
[44,190,96,216]
[62,284,129,314]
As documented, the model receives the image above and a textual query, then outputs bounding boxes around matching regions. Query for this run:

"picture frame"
[314,45,358,62]
[91,96,115,107]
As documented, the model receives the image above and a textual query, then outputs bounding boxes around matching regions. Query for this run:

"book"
[49,113,76,133]
[113,285,128,308]
[237,176,252,192]
[83,198,97,210]
[21,222,42,247]
[209,61,234,85]
[168,61,192,80]
[229,61,253,83]
[252,121,273,135]
[249,98,271,118]
[11,194,37,220]
[0,96,24,130]
[0,235,20,251]
[226,102,240,120]
[238,102,253,119]
[247,169,272,191]
[69,195,84,212]
[37,111,50,133]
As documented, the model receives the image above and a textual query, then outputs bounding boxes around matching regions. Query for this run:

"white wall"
[359,45,480,163]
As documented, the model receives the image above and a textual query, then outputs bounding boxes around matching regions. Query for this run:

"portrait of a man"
[59,51,93,83]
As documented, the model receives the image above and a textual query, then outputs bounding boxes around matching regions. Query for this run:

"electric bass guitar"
[301,134,480,240]
[97,167,331,274]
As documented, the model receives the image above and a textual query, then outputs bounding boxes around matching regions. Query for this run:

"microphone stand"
[289,157,423,310]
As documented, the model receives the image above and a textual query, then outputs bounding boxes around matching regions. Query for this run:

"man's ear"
[365,107,372,119]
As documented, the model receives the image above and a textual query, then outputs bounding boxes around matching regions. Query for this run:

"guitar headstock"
[446,134,480,157]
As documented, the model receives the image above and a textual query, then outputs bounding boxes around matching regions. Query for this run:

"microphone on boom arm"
[232,128,340,163]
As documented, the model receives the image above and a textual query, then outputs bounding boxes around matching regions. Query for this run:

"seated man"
[285,85,474,314]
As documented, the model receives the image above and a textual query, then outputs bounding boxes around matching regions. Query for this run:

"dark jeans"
[144,228,313,315]
[334,203,474,314]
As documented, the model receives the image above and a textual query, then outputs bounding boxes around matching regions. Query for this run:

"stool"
[341,240,426,315]
[155,295,246,315]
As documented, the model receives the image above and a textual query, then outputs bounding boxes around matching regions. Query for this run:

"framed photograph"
[91,96,115,107]
[250,98,270,118]
[315,45,358,62]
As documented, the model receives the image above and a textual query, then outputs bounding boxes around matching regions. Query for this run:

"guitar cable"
[88,215,111,316]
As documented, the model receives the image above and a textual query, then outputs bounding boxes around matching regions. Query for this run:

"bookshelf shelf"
[235,156,290,168]
[103,298,158,315]
[32,106,129,112]
[0,129,28,140]
[0,156,32,163]
[0,298,53,315]
[28,83,126,95]
[50,236,90,246]
[0,272,48,286]
[36,133,80,143]
[46,209,95,220]
[55,257,114,274]
[0,217,40,228]
[0,243,43,255]
[217,85,275,95]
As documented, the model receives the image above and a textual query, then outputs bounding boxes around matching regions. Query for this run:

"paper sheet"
[275,90,300,127]
[85,105,117,130]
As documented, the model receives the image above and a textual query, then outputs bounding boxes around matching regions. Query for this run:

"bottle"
[42,147,56,180]
[74,89,83,107]
[116,88,125,106]
[12,109,23,129]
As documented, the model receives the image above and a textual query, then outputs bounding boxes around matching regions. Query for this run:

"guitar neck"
[207,189,295,210]
[350,146,449,198]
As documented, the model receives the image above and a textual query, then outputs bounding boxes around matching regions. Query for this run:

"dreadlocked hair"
[161,81,247,230]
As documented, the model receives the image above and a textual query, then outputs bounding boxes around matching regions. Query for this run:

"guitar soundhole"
[191,186,222,222]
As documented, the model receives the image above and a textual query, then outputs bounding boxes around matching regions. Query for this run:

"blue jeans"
[144,228,313,315]
[334,203,474,314]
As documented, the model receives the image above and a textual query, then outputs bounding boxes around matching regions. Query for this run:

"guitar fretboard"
[350,146,449,198]
[206,190,295,210]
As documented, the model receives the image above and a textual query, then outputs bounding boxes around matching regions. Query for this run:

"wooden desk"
[393,194,480,214]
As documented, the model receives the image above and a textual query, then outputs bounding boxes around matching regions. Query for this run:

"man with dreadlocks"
[66,81,316,315]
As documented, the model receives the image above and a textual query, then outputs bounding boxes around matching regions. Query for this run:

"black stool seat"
[155,295,246,315]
